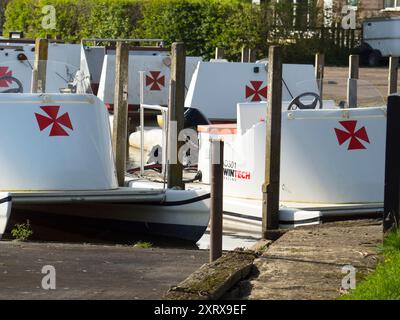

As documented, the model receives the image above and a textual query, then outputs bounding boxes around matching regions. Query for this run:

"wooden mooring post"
[215,47,224,60]
[210,139,224,262]
[383,94,400,234]
[112,42,129,186]
[347,54,359,108]
[262,46,282,240]
[315,53,324,97]
[167,42,185,190]
[241,47,250,63]
[31,38,48,93]
[388,56,399,95]
[241,47,255,63]
[249,49,256,63]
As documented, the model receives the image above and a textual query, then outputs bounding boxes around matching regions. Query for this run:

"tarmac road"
[0,241,208,300]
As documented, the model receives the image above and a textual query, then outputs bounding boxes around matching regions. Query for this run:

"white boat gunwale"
[4,188,211,206]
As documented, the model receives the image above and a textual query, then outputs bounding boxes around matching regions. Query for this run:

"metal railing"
[138,71,169,184]
[139,104,168,178]
[81,38,164,47]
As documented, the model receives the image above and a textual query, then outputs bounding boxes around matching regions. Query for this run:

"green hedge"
[3,0,350,63]
[136,0,267,59]
[0,0,10,32]
[4,0,260,60]
[3,0,143,41]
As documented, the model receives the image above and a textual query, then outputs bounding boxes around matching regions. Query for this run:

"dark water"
[4,209,200,249]
[5,209,259,250]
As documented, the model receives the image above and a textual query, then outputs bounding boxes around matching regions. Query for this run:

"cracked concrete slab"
[234,220,382,300]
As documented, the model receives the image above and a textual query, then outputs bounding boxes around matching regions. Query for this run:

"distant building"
[324,0,400,19]
[251,1,400,25]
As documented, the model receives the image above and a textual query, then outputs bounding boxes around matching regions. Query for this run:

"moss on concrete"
[164,250,258,300]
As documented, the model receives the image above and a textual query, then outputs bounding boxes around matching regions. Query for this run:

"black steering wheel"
[287,92,322,110]
[0,76,24,93]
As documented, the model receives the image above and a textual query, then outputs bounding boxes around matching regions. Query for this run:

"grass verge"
[340,229,400,300]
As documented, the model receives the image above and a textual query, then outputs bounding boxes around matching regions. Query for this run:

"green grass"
[340,229,400,300]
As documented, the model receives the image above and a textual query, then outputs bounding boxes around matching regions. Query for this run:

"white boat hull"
[0,94,210,242]
[2,187,210,242]
[0,193,12,239]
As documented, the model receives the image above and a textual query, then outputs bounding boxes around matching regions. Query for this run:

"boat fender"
[279,207,321,229]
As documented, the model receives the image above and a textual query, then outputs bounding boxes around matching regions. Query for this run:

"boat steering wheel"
[287,92,322,110]
[0,76,24,93]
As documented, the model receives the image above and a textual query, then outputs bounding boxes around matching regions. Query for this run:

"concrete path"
[235,220,382,300]
[0,241,208,300]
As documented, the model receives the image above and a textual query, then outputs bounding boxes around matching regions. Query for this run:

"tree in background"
[2,0,358,64]
[0,0,11,35]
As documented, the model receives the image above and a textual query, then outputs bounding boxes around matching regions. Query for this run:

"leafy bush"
[0,0,11,33]
[3,0,39,37]
[81,0,143,40]
[133,241,153,248]
[137,0,257,60]
[11,220,33,241]
[215,2,269,61]
[4,0,143,41]
[137,0,211,57]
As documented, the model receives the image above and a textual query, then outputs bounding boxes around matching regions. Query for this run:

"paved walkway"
[0,241,208,299]
[236,220,382,300]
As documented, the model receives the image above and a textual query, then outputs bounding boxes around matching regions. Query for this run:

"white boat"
[1,40,386,236]
[128,61,321,165]
[195,78,386,229]
[185,60,320,121]
[0,93,210,242]
[131,60,387,230]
